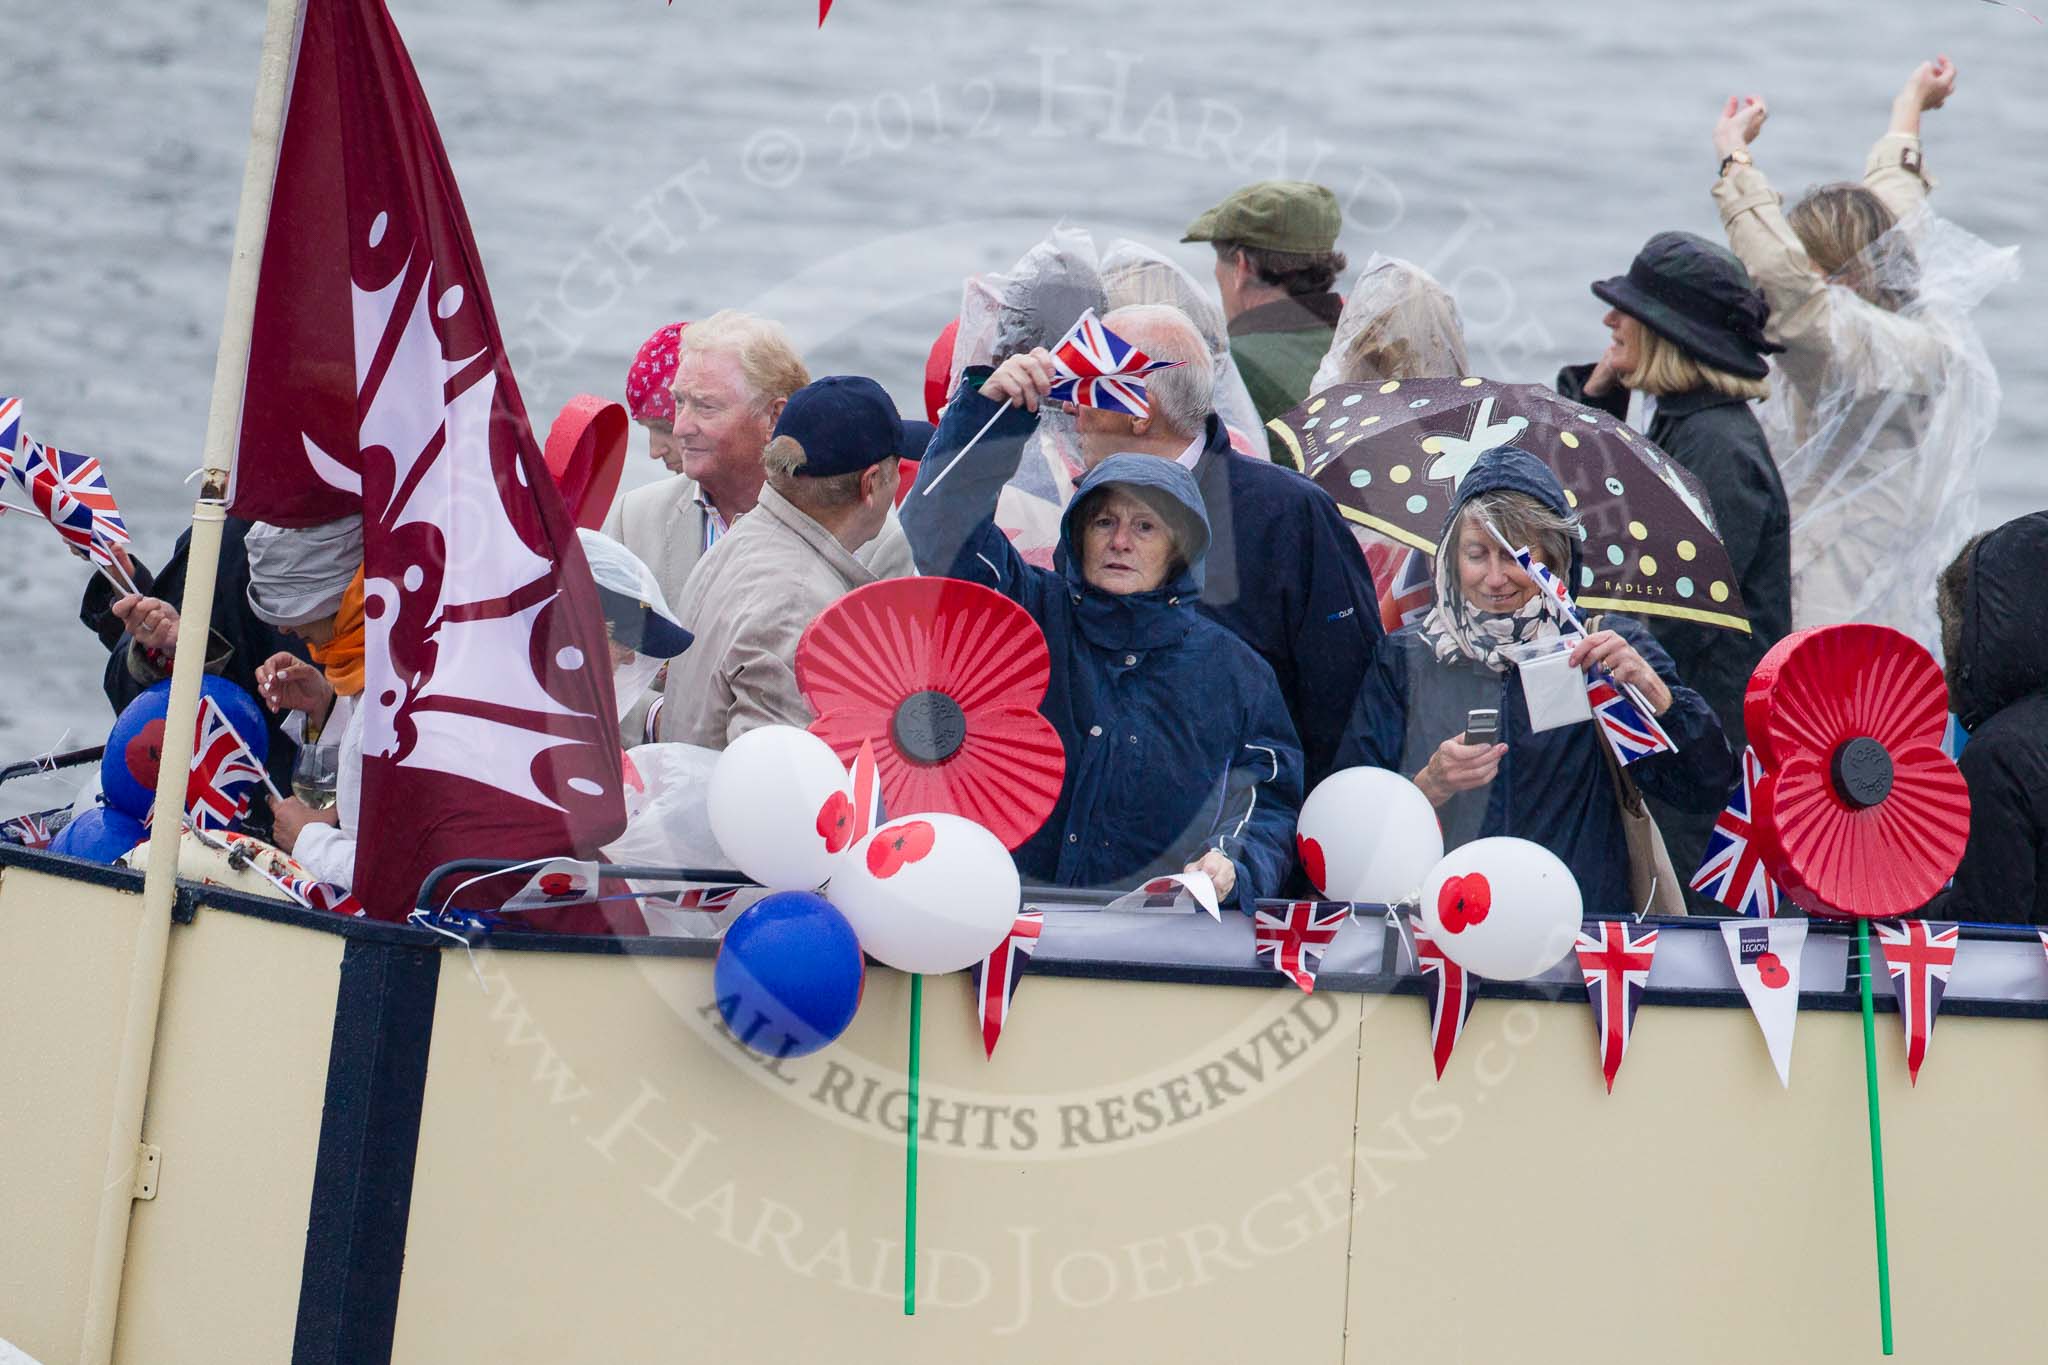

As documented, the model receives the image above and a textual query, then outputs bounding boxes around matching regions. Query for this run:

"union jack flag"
[1045,309,1184,418]
[1586,674,1676,766]
[0,812,55,849]
[1410,913,1478,1080]
[1874,919,1958,1085]
[0,395,20,472]
[661,883,745,911]
[1505,541,1674,767]
[1366,542,1434,633]
[1254,901,1350,993]
[848,738,884,844]
[186,695,267,830]
[1690,746,1781,917]
[10,437,130,567]
[1575,919,1659,1092]
[971,909,1043,1058]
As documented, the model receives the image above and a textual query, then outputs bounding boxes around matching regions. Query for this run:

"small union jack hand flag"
[848,738,884,844]
[1503,539,1676,768]
[1874,919,1959,1085]
[972,909,1044,1058]
[1690,746,1782,917]
[1575,919,1659,1092]
[1045,309,1186,418]
[0,396,21,475]
[1253,901,1351,993]
[11,437,131,570]
[1410,913,1479,1080]
[186,695,268,831]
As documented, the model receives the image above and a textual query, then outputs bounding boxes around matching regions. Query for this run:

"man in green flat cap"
[1184,180,1348,432]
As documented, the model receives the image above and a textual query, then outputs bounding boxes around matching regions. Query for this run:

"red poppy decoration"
[1297,834,1328,894]
[816,790,855,853]
[797,578,1066,851]
[867,820,936,878]
[1437,873,1492,934]
[1745,625,1970,919]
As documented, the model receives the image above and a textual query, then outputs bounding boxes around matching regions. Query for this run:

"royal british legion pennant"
[1720,917,1805,1087]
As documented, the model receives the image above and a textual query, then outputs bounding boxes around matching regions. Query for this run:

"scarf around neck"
[307,569,367,698]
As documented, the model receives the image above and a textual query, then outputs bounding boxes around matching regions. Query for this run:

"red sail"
[232,0,623,918]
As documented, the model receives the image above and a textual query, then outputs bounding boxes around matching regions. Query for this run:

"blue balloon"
[714,892,866,1059]
[102,676,271,821]
[49,806,149,865]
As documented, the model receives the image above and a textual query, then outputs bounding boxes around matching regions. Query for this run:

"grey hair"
[762,435,866,509]
[1448,489,1581,577]
[1102,303,1213,439]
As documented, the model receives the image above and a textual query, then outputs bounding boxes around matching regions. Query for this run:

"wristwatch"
[1718,148,1753,178]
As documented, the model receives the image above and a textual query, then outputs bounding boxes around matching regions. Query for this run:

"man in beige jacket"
[604,312,915,740]
[660,375,906,748]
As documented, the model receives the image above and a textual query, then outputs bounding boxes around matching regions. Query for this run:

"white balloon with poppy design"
[1417,837,1583,980]
[1294,766,1444,905]
[827,812,1021,974]
[708,725,861,892]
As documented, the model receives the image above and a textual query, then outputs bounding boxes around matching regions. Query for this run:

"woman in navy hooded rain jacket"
[902,372,1303,906]
[1332,446,1734,917]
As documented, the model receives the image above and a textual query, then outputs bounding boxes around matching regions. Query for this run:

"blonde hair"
[762,435,867,510]
[1787,183,1917,312]
[678,310,811,409]
[1625,325,1770,401]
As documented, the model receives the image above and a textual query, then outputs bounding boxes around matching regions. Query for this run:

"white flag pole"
[81,0,305,1358]
[915,400,1012,498]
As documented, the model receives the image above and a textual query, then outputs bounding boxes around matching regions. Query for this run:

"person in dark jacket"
[1557,230,1792,910]
[78,517,306,794]
[909,302,1380,789]
[1332,446,1735,918]
[1925,514,2048,923]
[903,370,1303,907]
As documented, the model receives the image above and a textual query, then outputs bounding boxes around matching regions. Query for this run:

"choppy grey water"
[3,0,2043,775]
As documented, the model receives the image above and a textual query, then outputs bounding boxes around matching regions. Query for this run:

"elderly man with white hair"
[903,302,1381,787]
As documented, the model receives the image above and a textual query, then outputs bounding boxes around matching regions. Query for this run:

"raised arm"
[1866,57,1953,221]
[900,354,1057,609]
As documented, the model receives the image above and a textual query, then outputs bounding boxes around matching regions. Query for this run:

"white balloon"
[1295,766,1444,904]
[1417,837,1583,980]
[828,812,1021,974]
[707,726,854,892]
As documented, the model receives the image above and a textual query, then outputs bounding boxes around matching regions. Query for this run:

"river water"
[2,0,2042,770]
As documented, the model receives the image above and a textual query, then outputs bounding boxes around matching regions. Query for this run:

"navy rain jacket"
[1331,446,1735,916]
[903,382,1304,906]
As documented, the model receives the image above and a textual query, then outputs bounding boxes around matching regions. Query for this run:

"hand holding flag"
[919,310,1184,496]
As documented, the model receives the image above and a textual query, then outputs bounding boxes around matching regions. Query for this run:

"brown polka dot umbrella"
[1269,377,1753,634]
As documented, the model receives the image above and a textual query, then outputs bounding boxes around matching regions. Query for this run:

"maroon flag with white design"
[231,0,624,918]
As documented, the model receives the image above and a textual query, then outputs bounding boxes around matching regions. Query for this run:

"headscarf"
[307,569,366,697]
[1416,447,1576,673]
[625,321,689,424]
[244,515,364,628]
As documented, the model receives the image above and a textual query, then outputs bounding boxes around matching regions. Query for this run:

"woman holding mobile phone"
[1331,446,1734,918]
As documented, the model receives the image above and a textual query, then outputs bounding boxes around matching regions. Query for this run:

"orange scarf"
[308,570,367,698]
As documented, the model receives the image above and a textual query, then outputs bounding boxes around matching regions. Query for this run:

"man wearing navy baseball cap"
[662,375,908,747]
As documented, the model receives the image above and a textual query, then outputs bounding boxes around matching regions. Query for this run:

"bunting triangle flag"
[848,738,885,843]
[501,856,602,913]
[971,909,1044,1058]
[1574,920,1658,1092]
[229,0,626,920]
[1410,913,1479,1080]
[1874,920,1959,1085]
[1720,918,1806,1087]
[1253,901,1350,993]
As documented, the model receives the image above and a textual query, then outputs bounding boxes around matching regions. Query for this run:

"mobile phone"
[1463,708,1501,746]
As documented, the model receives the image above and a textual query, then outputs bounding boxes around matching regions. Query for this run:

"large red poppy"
[1745,625,1970,919]
[796,578,1066,851]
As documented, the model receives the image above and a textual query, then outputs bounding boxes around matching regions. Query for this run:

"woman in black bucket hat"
[1558,229,1793,915]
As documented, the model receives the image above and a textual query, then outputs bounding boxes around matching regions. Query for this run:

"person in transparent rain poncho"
[1710,58,2019,652]
[1098,238,1270,461]
[946,224,1108,569]
[1306,255,1471,402]
[1304,256,1473,634]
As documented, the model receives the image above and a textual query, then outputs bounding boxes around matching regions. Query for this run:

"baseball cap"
[772,375,904,477]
